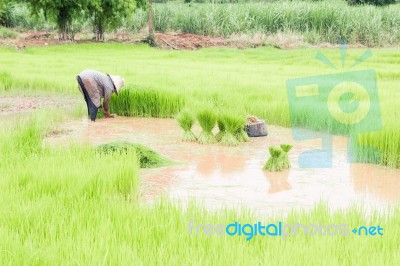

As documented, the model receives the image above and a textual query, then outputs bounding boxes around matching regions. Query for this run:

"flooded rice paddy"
[46,117,400,214]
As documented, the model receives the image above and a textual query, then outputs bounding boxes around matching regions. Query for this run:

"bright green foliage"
[264,144,293,171]
[22,0,85,40]
[235,128,249,143]
[264,146,285,172]
[176,110,197,142]
[1,108,400,265]
[220,114,243,146]
[110,87,185,118]
[280,144,293,169]
[215,118,226,142]
[151,2,400,46]
[0,0,14,27]
[0,44,399,168]
[87,0,145,41]
[197,110,217,144]
[0,71,13,91]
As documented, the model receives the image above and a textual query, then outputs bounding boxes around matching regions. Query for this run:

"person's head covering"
[108,74,124,95]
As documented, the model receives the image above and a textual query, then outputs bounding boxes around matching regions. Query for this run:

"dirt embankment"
[1,30,331,50]
[0,96,80,116]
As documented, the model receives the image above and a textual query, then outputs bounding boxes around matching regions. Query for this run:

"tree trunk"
[57,7,70,41]
[148,0,154,35]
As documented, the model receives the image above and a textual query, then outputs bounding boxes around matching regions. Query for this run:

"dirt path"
[0,95,79,116]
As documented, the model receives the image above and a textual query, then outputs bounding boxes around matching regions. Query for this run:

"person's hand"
[105,111,117,118]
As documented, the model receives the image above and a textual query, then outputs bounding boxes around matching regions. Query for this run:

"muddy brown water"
[45,117,400,214]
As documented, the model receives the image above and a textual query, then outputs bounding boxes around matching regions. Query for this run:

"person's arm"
[103,91,112,118]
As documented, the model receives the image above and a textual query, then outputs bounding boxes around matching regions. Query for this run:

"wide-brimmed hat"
[108,74,124,95]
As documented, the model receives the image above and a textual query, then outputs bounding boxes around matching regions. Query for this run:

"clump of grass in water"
[176,110,197,142]
[197,110,217,144]
[97,141,173,168]
[263,146,284,172]
[220,115,243,146]
[280,144,293,169]
[215,118,226,142]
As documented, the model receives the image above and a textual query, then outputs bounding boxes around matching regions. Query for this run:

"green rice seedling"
[235,127,249,143]
[280,144,293,169]
[263,146,284,172]
[0,71,12,91]
[176,110,197,142]
[215,118,226,142]
[220,115,243,146]
[110,87,185,118]
[96,141,173,168]
[197,110,217,144]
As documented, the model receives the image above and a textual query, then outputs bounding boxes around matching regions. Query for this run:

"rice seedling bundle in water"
[235,127,249,142]
[176,110,197,142]
[280,144,293,169]
[96,141,172,168]
[215,118,226,142]
[197,110,217,144]
[220,115,243,146]
[263,146,284,172]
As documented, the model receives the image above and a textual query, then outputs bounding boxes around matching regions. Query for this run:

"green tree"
[88,0,148,41]
[22,0,85,40]
[0,0,14,27]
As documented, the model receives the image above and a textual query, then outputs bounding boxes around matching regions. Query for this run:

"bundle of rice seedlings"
[220,115,243,146]
[197,110,217,144]
[280,144,293,169]
[263,146,284,172]
[215,118,226,142]
[235,127,249,142]
[176,110,197,142]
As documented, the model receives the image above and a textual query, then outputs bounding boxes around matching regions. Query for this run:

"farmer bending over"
[76,69,124,121]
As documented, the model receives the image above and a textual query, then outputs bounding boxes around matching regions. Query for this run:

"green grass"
[110,87,185,118]
[1,110,400,264]
[0,43,399,168]
[148,1,400,46]
[7,1,400,46]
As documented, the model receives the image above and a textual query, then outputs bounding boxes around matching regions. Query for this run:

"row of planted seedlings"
[176,109,249,146]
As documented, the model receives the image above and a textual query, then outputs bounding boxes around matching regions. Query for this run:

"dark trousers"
[76,76,98,121]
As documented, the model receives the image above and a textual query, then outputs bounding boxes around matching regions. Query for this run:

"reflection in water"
[45,116,400,214]
[351,163,400,203]
[264,170,291,194]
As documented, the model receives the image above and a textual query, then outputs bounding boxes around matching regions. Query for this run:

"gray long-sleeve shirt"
[77,69,115,112]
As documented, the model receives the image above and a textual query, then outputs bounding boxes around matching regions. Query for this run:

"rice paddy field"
[1,44,399,167]
[0,1,400,263]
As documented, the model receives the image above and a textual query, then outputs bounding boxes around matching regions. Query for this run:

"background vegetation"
[0,0,400,46]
